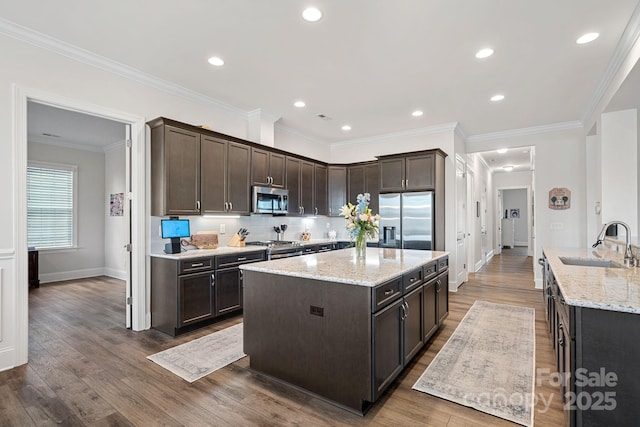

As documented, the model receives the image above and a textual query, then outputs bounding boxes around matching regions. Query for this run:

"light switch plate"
[220,224,226,234]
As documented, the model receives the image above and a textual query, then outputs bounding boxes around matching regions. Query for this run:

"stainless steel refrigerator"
[379,192,434,250]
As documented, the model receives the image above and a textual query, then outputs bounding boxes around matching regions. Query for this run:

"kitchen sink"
[559,256,625,269]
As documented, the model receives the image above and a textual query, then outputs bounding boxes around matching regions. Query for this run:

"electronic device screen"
[161,219,190,239]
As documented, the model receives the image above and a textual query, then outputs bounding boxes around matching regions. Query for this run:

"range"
[245,240,303,260]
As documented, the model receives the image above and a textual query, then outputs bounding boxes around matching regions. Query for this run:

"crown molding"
[330,122,459,148]
[454,123,467,141]
[0,18,247,118]
[581,2,640,129]
[467,121,583,143]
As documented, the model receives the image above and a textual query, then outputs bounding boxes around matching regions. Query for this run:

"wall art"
[549,187,571,210]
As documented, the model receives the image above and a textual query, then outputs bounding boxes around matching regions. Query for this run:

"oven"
[245,240,303,260]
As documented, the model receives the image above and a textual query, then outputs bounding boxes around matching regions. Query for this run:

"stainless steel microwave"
[252,186,289,215]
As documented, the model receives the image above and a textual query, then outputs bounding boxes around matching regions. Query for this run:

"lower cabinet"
[151,250,265,336]
[372,257,449,401]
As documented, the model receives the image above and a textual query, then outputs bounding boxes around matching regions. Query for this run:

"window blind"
[27,165,75,249]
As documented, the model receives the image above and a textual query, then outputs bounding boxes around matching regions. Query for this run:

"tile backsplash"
[150,214,351,253]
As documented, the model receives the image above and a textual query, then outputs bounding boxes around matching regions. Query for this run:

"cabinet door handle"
[315,207,318,215]
[436,279,441,292]
[229,201,233,211]
[224,202,228,211]
[196,200,201,210]
[211,273,215,286]
[404,301,409,318]
[400,302,407,320]
[301,206,305,214]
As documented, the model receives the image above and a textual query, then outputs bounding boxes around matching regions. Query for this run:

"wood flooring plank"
[0,384,36,427]
[15,254,565,427]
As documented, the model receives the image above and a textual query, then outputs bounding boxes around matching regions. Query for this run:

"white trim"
[105,268,128,281]
[0,250,15,260]
[581,2,640,130]
[467,121,583,143]
[13,86,149,371]
[331,122,459,147]
[0,18,247,119]
[0,267,3,342]
[274,123,325,145]
[474,259,483,272]
[486,249,494,263]
[534,278,543,290]
[514,241,529,247]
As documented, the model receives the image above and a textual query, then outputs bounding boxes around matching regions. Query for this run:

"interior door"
[455,157,468,286]
[124,124,132,328]
[497,190,503,255]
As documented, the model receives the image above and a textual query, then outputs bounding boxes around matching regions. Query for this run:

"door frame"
[13,85,148,364]
[495,185,533,256]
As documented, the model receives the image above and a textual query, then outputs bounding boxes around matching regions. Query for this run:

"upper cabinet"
[251,148,285,188]
[328,166,347,217]
[379,152,439,193]
[150,125,201,216]
[150,119,250,216]
[314,163,328,216]
[300,160,315,216]
[348,161,379,213]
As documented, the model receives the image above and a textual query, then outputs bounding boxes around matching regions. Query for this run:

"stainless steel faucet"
[592,221,636,266]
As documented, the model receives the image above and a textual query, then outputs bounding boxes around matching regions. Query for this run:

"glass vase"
[355,231,367,259]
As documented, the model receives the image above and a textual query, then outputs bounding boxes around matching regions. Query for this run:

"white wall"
[104,143,127,280]
[600,109,638,233]
[274,125,330,162]
[503,189,528,245]
[28,142,106,283]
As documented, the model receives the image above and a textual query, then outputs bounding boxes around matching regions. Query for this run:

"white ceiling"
[6,1,640,156]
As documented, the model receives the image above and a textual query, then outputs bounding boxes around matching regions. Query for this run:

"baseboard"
[534,278,543,289]
[514,241,528,247]
[104,268,128,281]
[486,250,494,263]
[0,346,18,373]
[39,267,106,284]
[474,259,483,272]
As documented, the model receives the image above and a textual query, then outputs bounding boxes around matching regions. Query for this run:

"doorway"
[13,87,147,365]
[498,187,532,257]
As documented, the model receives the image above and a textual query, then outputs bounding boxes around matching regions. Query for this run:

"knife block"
[227,233,246,247]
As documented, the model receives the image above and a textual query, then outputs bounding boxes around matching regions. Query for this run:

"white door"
[124,124,132,328]
[456,157,468,285]
[466,169,475,273]
[497,190,503,255]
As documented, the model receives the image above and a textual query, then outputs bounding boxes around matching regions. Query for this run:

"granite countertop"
[543,247,640,314]
[240,248,449,287]
[149,238,345,260]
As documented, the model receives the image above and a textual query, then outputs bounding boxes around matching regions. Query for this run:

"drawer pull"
[384,290,394,296]
[237,257,247,261]
[191,263,204,267]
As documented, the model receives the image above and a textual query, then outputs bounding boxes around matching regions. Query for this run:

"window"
[27,162,77,249]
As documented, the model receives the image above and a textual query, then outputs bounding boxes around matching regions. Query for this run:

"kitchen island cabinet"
[241,248,448,414]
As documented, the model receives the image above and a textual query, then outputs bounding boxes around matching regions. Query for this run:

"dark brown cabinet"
[300,160,314,215]
[150,125,201,216]
[328,166,347,216]
[28,249,39,288]
[422,276,438,341]
[373,298,404,399]
[178,271,215,326]
[436,270,449,324]
[285,156,301,215]
[251,148,285,188]
[379,152,437,193]
[151,251,265,336]
[150,119,251,216]
[348,162,379,213]
[403,286,424,364]
[314,163,328,216]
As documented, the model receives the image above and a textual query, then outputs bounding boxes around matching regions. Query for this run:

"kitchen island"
[240,247,449,414]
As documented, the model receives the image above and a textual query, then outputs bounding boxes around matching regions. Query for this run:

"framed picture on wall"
[510,208,520,219]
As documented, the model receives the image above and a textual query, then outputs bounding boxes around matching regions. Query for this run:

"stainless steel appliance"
[379,192,434,250]
[252,186,289,215]
[245,240,303,260]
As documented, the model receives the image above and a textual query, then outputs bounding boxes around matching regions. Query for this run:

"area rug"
[147,323,245,383]
[413,301,535,426]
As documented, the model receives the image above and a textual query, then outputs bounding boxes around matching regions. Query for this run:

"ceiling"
[477,148,534,174]
[6,1,640,156]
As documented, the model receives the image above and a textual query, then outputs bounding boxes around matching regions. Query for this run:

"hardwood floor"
[1,254,565,426]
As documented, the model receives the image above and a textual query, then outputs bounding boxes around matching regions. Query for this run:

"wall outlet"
[550,222,563,230]
[220,223,226,234]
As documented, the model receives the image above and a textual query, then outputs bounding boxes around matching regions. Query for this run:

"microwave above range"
[252,186,289,215]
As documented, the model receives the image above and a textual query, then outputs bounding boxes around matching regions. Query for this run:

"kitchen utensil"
[280,224,288,232]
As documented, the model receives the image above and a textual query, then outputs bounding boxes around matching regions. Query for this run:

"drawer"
[403,267,423,293]
[179,258,214,274]
[302,245,317,254]
[423,261,437,281]
[216,251,266,268]
[437,256,449,272]
[372,277,402,312]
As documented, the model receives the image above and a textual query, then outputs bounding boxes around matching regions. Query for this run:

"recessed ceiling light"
[207,56,224,66]
[491,94,505,102]
[497,148,508,154]
[475,48,494,59]
[294,101,306,108]
[302,7,322,22]
[576,32,599,44]
[503,165,514,172]
[412,110,424,117]
[341,125,351,131]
